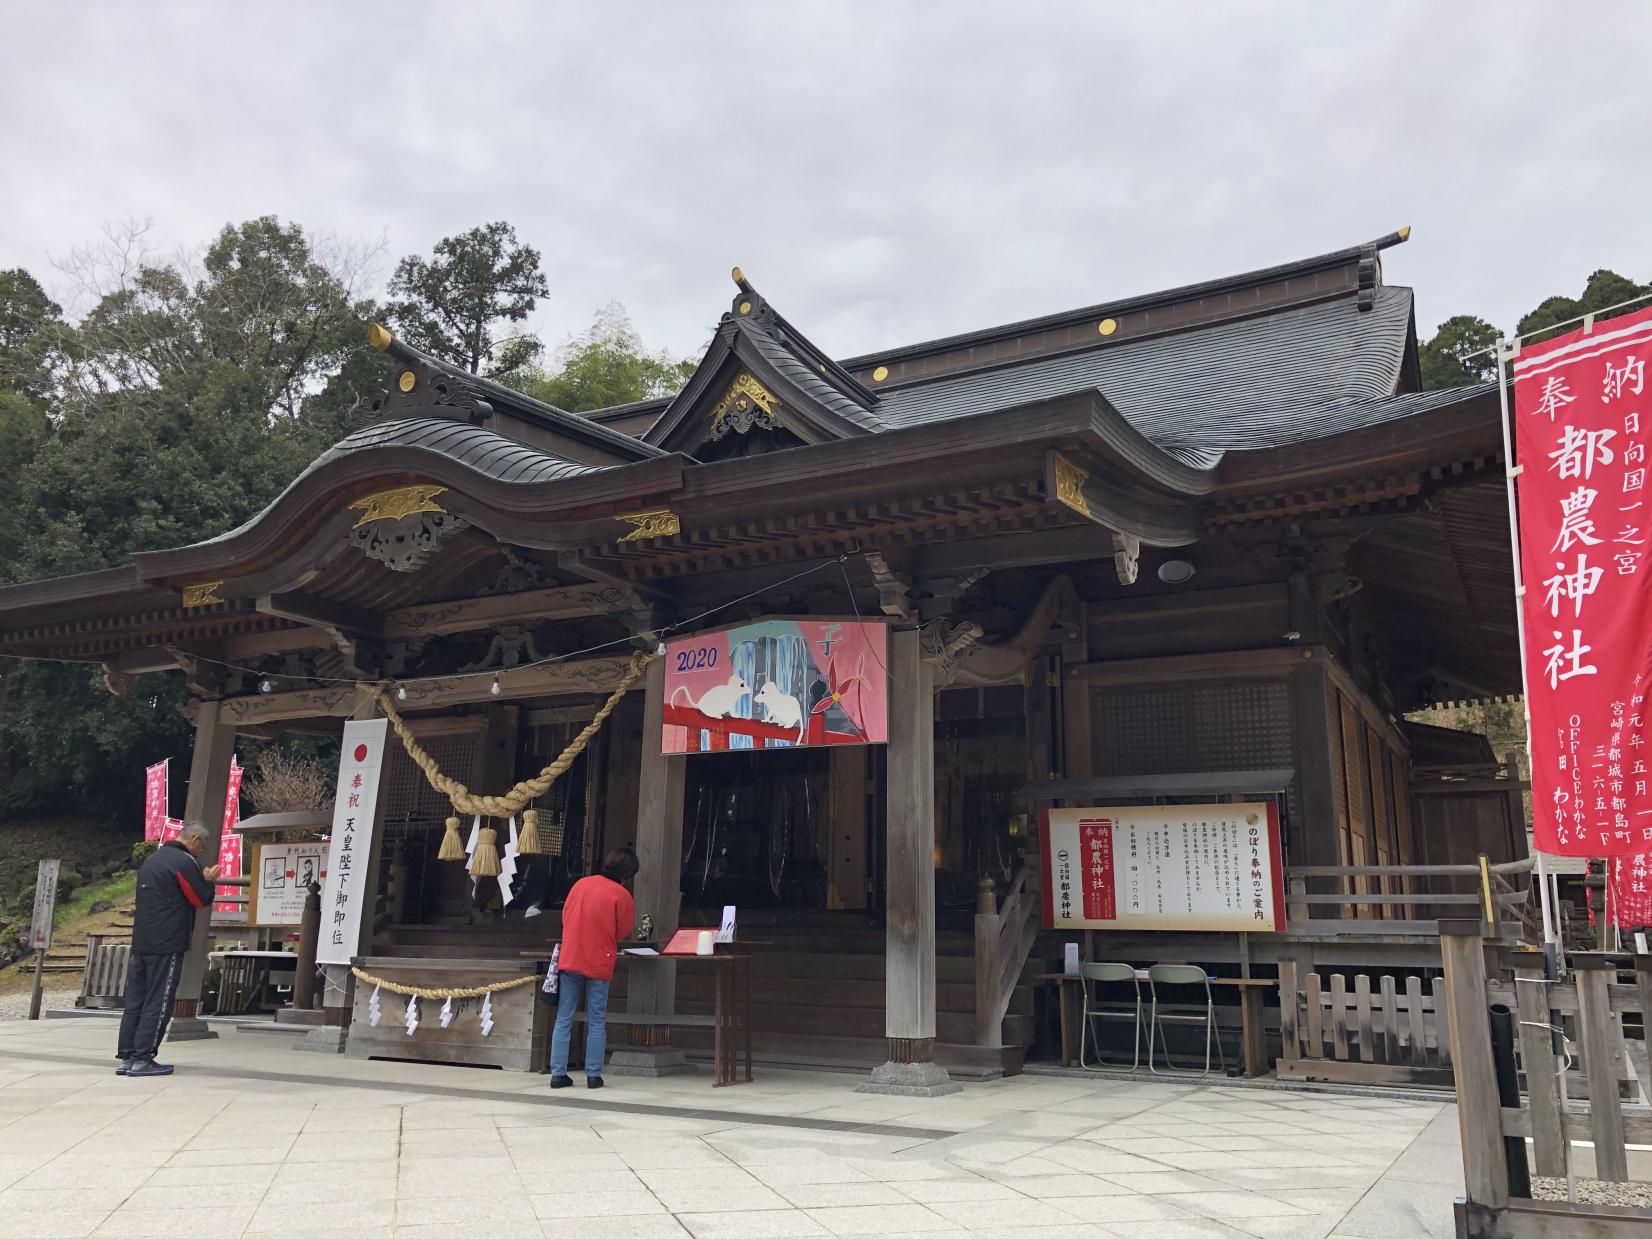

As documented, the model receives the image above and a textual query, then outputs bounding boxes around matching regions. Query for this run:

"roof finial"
[368,322,394,351]
[731,266,754,295]
[1396,225,1412,242]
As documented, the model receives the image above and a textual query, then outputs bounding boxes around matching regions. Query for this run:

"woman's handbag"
[537,943,561,1007]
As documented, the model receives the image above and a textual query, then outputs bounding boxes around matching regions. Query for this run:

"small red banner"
[1515,306,1652,856]
[1610,853,1652,928]
[1078,818,1116,921]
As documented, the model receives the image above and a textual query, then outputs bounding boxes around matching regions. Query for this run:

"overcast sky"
[3,3,1648,364]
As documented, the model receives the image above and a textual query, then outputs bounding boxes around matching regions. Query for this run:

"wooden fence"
[1286,858,1536,939]
[1277,960,1455,1085]
[78,934,131,1009]
[1442,924,1652,1238]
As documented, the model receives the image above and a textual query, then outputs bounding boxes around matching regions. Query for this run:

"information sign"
[249,841,330,927]
[316,720,388,965]
[28,859,59,953]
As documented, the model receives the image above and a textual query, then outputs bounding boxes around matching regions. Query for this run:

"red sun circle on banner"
[353,744,368,762]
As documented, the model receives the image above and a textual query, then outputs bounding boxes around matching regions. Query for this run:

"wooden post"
[828,747,869,910]
[170,699,238,1040]
[1511,952,1566,1177]
[615,658,688,1076]
[27,949,45,1020]
[294,882,321,1010]
[1574,955,1629,1181]
[975,878,999,1046]
[860,628,957,1094]
[1440,920,1509,1210]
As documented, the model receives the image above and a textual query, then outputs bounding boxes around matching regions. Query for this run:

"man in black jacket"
[118,822,220,1077]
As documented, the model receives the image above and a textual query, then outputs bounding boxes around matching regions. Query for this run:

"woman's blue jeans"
[549,970,610,1078]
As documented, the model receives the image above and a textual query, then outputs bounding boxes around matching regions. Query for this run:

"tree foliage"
[1517,268,1652,345]
[1418,314,1499,390]
[507,302,696,412]
[387,222,548,377]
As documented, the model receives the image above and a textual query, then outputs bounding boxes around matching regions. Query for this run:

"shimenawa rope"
[367,649,654,866]
[350,966,536,1000]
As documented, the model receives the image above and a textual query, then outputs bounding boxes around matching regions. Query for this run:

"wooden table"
[1036,970,1273,1078]
[612,947,754,1086]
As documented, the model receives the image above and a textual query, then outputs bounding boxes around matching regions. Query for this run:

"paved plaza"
[0,1016,1463,1239]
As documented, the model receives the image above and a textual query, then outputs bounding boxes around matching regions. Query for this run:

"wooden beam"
[215,654,639,726]
[256,591,382,639]
[382,581,649,639]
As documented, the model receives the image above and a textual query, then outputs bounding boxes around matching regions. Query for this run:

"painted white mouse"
[754,681,804,734]
[672,675,749,719]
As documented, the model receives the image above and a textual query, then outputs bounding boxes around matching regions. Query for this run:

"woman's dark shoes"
[549,1074,574,1089]
[587,1076,604,1089]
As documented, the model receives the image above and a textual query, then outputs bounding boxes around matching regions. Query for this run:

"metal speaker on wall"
[1157,559,1196,585]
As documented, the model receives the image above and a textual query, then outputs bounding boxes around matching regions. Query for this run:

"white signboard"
[316,719,388,965]
[1041,803,1286,933]
[28,859,59,952]
[250,841,330,927]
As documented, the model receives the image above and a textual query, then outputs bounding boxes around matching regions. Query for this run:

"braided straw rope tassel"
[518,808,544,855]
[469,824,501,877]
[370,650,654,856]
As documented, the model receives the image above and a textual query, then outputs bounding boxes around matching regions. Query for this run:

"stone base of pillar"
[856,1059,960,1096]
[273,1008,329,1027]
[605,1046,691,1076]
[166,1016,218,1043]
[856,1038,960,1096]
[293,1025,349,1054]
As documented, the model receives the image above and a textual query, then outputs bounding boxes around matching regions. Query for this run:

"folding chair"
[1147,963,1226,1077]
[1079,962,1143,1071]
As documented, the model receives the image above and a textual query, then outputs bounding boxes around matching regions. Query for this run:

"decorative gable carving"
[708,373,782,440]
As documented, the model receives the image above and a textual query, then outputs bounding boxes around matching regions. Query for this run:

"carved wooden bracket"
[1112,532,1140,586]
[864,552,914,621]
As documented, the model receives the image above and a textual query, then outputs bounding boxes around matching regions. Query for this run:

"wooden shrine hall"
[0,228,1529,1089]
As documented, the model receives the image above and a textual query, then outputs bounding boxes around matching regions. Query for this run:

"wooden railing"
[78,934,131,1009]
[1285,858,1537,940]
[974,862,1041,1046]
[1444,928,1652,1235]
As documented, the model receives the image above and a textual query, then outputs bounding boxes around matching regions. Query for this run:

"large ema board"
[1040,804,1287,933]
[662,618,888,754]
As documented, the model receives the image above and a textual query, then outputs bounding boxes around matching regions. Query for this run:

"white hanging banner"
[404,993,419,1036]
[497,816,520,908]
[316,719,389,966]
[368,985,382,1026]
[480,991,494,1036]
[439,996,454,1028]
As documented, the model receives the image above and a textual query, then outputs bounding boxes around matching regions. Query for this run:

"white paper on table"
[717,905,736,944]
[622,947,659,956]
[1063,943,1081,976]
[1638,932,1649,955]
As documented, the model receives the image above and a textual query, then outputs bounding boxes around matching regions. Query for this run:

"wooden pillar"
[1289,656,1340,869]
[1511,953,1565,1177]
[828,747,869,910]
[168,699,237,1040]
[1440,921,1510,1210]
[614,658,689,1075]
[859,628,958,1094]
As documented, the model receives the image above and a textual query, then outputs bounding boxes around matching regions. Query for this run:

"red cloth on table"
[557,875,635,981]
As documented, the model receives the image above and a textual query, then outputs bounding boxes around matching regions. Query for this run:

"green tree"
[0,218,384,819]
[1419,314,1499,390]
[509,303,696,412]
[387,222,548,377]
[1517,268,1652,346]
[0,271,61,580]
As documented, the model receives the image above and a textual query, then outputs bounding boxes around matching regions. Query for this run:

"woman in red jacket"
[549,846,639,1088]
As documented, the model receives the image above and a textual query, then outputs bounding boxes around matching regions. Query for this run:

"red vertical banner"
[1610,853,1652,928]
[1514,306,1652,856]
[143,760,169,842]
[214,757,243,913]
[1078,818,1116,920]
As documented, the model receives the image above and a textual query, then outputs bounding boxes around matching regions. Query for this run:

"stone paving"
[0,1015,1464,1239]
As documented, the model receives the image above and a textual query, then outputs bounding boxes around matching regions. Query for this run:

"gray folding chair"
[1147,963,1226,1077]
[1079,962,1142,1071]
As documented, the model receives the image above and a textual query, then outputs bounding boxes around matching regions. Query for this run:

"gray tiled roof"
[314,418,602,483]
[735,319,887,433]
[877,287,1425,468]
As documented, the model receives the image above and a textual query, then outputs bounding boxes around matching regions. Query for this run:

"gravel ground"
[1533,1176,1652,1207]
[0,982,79,1021]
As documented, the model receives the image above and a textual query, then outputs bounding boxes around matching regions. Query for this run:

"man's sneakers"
[115,1057,132,1076]
[586,1076,604,1089]
[124,1058,174,1078]
[549,1074,574,1089]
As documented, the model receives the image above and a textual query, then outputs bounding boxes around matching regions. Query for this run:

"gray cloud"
[3,1,1648,361]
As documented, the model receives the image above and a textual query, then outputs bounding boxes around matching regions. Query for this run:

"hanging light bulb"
[395,684,407,702]
[490,674,502,697]
[258,677,273,694]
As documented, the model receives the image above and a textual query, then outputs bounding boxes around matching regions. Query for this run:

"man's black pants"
[117,951,186,1061]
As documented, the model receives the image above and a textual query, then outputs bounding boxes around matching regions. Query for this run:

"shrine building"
[0,229,1531,1089]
